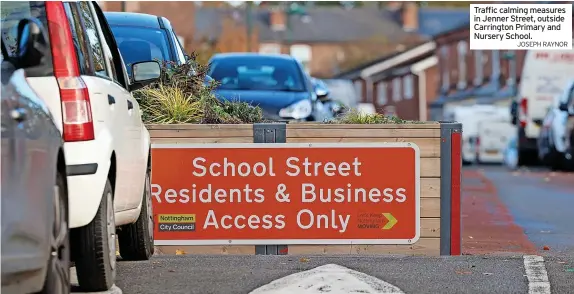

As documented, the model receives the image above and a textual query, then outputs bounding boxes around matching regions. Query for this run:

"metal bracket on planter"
[253,123,287,143]
[253,123,288,255]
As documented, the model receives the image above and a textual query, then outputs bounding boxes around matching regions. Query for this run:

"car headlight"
[279,99,312,119]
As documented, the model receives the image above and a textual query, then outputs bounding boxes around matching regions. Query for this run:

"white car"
[503,136,519,170]
[2,1,158,291]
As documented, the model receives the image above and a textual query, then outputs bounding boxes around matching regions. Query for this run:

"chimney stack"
[270,8,286,31]
[401,2,419,32]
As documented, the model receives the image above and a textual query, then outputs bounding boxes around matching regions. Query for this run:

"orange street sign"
[151,143,420,245]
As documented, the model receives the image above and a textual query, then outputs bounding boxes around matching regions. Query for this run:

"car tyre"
[39,171,71,294]
[72,179,116,292]
[118,169,154,260]
[548,147,564,171]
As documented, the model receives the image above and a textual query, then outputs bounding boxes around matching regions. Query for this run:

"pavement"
[77,165,574,294]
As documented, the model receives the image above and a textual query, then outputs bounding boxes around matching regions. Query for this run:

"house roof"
[256,7,415,43]
[416,7,469,37]
[333,41,434,80]
[193,6,424,44]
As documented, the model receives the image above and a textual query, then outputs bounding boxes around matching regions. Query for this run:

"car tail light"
[518,97,528,129]
[46,2,94,142]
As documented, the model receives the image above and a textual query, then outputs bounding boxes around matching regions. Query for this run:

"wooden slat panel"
[287,128,440,138]
[151,137,253,144]
[287,238,440,256]
[287,123,441,129]
[152,219,439,255]
[146,124,253,130]
[154,245,255,255]
[421,218,440,238]
[421,198,440,218]
[421,157,440,178]
[286,137,440,158]
[421,178,440,198]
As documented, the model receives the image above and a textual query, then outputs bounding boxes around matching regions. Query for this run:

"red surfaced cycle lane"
[462,169,537,255]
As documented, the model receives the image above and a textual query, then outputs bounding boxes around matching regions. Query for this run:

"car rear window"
[110,25,171,76]
[1,1,51,65]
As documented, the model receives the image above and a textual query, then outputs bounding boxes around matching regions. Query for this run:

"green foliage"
[133,53,263,124]
[331,108,411,124]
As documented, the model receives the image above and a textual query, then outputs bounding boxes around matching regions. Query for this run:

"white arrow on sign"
[249,264,404,294]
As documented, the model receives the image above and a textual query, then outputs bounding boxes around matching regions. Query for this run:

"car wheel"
[39,171,70,294]
[73,179,116,291]
[118,169,154,260]
[549,147,564,171]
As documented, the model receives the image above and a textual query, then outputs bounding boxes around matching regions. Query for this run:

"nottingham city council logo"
[157,214,196,232]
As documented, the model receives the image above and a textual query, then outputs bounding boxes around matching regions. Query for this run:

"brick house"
[192,3,423,78]
[337,42,438,121]
[99,1,258,58]
[332,2,469,120]
[429,22,528,120]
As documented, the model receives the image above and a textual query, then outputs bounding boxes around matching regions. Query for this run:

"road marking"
[523,255,551,294]
[249,263,404,294]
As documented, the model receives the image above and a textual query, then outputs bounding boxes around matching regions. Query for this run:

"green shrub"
[331,108,409,124]
[133,53,263,124]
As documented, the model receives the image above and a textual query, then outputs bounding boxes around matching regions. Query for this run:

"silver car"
[1,18,70,294]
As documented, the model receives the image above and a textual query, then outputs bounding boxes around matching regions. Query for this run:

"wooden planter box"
[148,122,461,256]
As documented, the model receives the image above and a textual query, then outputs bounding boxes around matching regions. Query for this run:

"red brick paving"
[462,169,538,255]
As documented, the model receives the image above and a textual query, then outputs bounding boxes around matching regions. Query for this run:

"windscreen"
[209,58,306,92]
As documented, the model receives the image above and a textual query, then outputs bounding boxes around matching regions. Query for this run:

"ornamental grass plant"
[133,53,263,124]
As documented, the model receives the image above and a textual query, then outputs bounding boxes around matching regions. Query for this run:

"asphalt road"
[72,165,574,294]
[111,254,572,294]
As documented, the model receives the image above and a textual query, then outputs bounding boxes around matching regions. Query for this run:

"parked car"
[537,79,574,170]
[208,53,333,122]
[503,135,519,170]
[565,115,574,170]
[445,105,508,165]
[104,11,214,85]
[310,77,345,116]
[476,120,515,164]
[322,78,360,110]
[2,1,159,291]
[511,48,574,166]
[1,19,70,294]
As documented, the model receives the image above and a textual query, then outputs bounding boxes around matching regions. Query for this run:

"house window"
[474,50,483,86]
[403,75,414,100]
[290,44,312,74]
[259,43,281,54]
[441,45,449,91]
[392,78,401,102]
[354,80,363,101]
[377,82,388,105]
[457,41,467,89]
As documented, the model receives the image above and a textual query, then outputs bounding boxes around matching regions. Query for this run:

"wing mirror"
[14,18,50,70]
[130,61,161,91]
[559,102,569,112]
[314,85,330,102]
